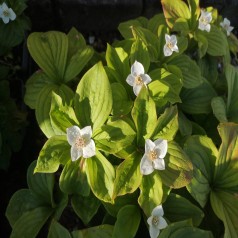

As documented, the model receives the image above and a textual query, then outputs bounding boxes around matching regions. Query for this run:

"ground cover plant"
[5,0,238,237]
[0,0,30,169]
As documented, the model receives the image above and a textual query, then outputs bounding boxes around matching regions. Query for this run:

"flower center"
[152,216,159,226]
[224,24,229,30]
[200,17,208,25]
[135,75,143,85]
[3,10,10,17]
[149,151,157,161]
[166,41,173,50]
[75,137,85,148]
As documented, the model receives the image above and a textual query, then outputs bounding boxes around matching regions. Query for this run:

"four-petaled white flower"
[67,125,96,161]
[0,2,16,24]
[147,205,168,238]
[220,18,234,36]
[198,9,212,32]
[163,34,179,57]
[140,139,168,175]
[126,61,152,96]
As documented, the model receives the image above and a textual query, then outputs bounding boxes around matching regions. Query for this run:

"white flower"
[147,205,168,238]
[163,34,179,57]
[126,61,152,96]
[67,125,96,161]
[0,2,16,24]
[140,139,168,175]
[220,18,234,36]
[198,9,212,32]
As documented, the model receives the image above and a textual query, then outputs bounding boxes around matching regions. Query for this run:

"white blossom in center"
[126,61,152,96]
[140,139,168,175]
[67,125,96,161]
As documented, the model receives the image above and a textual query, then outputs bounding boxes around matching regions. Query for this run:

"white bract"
[163,34,179,57]
[220,18,234,36]
[0,2,16,24]
[140,139,167,175]
[126,61,152,96]
[147,205,168,238]
[198,9,212,32]
[67,125,96,161]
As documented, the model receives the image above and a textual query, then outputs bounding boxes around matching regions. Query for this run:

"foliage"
[6,0,238,237]
[0,0,29,169]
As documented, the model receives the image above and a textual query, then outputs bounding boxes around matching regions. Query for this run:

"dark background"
[1,0,238,237]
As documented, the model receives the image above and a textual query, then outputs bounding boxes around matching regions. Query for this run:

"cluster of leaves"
[0,0,30,55]
[0,0,29,169]
[6,0,238,237]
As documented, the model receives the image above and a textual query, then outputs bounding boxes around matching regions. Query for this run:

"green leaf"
[151,105,178,141]
[59,159,90,196]
[50,92,79,135]
[210,190,238,238]
[0,16,30,54]
[168,55,203,88]
[130,39,150,72]
[94,118,136,154]
[72,225,114,238]
[178,111,192,136]
[173,18,190,33]
[111,83,133,116]
[211,97,228,122]
[187,0,200,30]
[228,32,238,55]
[180,79,217,114]
[197,25,228,57]
[27,161,55,206]
[64,46,94,83]
[163,193,204,226]
[113,151,142,199]
[197,55,218,85]
[36,84,74,138]
[103,192,138,217]
[118,19,142,39]
[131,26,159,61]
[148,14,166,34]
[67,27,86,58]
[10,207,53,238]
[24,71,52,109]
[112,205,141,238]
[184,135,217,207]
[225,64,238,122]
[35,135,70,173]
[86,151,115,203]
[159,141,193,188]
[159,220,213,238]
[27,31,68,82]
[71,193,100,225]
[161,0,191,28]
[131,86,157,146]
[148,68,182,107]
[48,220,71,238]
[214,123,238,192]
[35,84,58,137]
[195,31,208,58]
[75,62,112,130]
[138,173,169,217]
[6,189,43,227]
[106,44,130,83]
